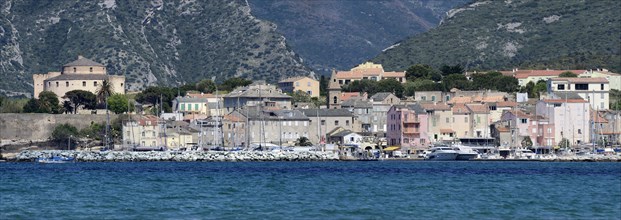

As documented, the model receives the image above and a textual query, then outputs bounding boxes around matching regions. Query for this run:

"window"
[295,82,300,86]
[195,104,199,110]
[446,95,450,101]
[465,117,468,123]
[307,91,312,95]
[446,117,449,123]
[575,84,588,90]
[307,82,311,86]
[601,84,604,90]
[432,118,436,126]
[421,96,427,101]
[180,104,185,111]
[335,120,339,126]
[338,80,343,84]
[66,82,69,87]
[601,93,604,99]
[578,129,582,134]
[83,81,86,87]
[350,137,354,142]
[477,116,481,123]
[94,81,98,87]
[420,139,425,144]
[321,120,325,126]
[431,96,436,101]
[73,67,76,73]
[333,96,338,104]
[547,128,552,134]
[489,106,497,111]
[121,83,124,87]
[346,120,350,126]
[141,132,145,137]
[521,118,527,124]
[557,84,565,90]
[89,67,93,72]
[188,104,191,111]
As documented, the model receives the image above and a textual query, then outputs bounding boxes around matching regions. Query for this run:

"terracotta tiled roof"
[466,103,489,114]
[452,104,469,114]
[550,77,609,83]
[481,95,505,103]
[496,127,510,132]
[500,69,586,79]
[383,71,406,77]
[448,96,473,104]
[591,111,608,123]
[496,101,517,107]
[421,102,451,111]
[341,92,364,101]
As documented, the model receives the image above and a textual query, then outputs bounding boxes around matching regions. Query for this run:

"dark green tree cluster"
[23,91,62,114]
[519,80,548,98]
[611,89,621,110]
[65,90,97,114]
[51,123,79,149]
[341,79,404,98]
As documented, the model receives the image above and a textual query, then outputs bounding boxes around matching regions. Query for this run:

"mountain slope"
[0,0,310,95]
[373,0,621,73]
[247,0,470,74]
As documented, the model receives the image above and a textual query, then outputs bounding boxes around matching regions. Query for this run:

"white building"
[547,77,610,110]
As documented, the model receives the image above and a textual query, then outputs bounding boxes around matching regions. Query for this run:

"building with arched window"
[32,55,125,99]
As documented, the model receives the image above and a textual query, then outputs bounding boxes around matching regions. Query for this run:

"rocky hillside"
[248,0,470,74]
[0,0,310,95]
[373,0,621,73]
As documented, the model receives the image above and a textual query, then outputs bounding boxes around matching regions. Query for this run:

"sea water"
[1,161,620,219]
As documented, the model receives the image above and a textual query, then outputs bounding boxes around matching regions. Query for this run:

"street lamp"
[68,135,72,151]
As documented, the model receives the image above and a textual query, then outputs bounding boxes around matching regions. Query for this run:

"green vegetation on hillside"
[373,0,620,73]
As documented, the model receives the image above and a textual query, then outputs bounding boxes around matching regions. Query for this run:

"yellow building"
[33,55,125,99]
[278,76,320,97]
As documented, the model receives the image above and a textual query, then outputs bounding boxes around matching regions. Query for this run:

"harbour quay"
[14,150,339,162]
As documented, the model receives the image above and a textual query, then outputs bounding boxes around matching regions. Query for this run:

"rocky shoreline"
[13,150,340,162]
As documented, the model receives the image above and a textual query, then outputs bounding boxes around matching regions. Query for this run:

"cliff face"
[0,0,310,95]
[248,0,470,74]
[373,0,621,72]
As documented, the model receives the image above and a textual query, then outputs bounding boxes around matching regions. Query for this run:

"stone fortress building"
[33,56,125,99]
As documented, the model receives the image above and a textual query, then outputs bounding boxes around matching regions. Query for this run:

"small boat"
[452,144,479,160]
[425,145,458,161]
[37,156,75,163]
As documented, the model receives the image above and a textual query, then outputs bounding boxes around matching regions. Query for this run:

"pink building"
[536,98,591,146]
[387,104,429,153]
[501,110,555,147]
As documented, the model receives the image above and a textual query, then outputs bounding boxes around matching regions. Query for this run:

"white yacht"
[452,144,480,160]
[513,148,536,159]
[425,145,459,161]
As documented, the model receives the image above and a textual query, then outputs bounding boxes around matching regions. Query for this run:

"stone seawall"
[15,150,340,162]
[0,113,119,142]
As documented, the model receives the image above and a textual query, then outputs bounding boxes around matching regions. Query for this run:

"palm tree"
[96,80,114,104]
[62,100,73,114]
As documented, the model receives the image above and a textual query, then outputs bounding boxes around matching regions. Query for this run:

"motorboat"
[425,145,458,161]
[452,144,479,160]
[37,155,75,163]
[513,148,536,159]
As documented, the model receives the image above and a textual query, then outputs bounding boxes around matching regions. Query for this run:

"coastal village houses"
[278,76,320,98]
[223,81,292,113]
[33,55,125,99]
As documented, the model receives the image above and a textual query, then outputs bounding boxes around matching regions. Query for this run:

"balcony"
[403,128,420,134]
[403,118,420,124]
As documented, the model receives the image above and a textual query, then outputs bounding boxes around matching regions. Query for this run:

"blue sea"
[1,161,620,219]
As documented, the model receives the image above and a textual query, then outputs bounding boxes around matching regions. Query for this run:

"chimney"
[78,55,84,59]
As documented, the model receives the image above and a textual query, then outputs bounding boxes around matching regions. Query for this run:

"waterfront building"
[500,109,555,148]
[278,76,320,97]
[172,92,223,120]
[299,108,357,144]
[230,108,310,146]
[597,110,621,146]
[420,102,453,143]
[223,81,292,113]
[386,104,429,153]
[536,98,591,146]
[33,55,125,99]
[122,115,165,149]
[547,77,610,110]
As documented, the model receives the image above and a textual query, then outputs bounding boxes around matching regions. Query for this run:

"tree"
[290,90,312,104]
[559,71,578,77]
[341,79,378,95]
[96,80,114,104]
[496,76,519,93]
[0,95,4,107]
[0,98,28,113]
[406,64,437,81]
[558,138,570,149]
[521,136,533,148]
[533,80,547,98]
[51,123,79,149]
[80,122,105,141]
[440,64,464,76]
[61,101,73,114]
[441,74,470,91]
[195,79,216,93]
[319,75,328,96]
[296,137,313,146]
[38,91,61,114]
[108,94,134,114]
[23,99,41,113]
[135,86,177,112]
[471,72,502,90]
[219,77,252,91]
[377,78,404,98]
[65,90,97,114]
